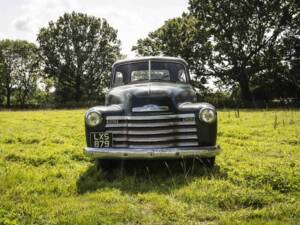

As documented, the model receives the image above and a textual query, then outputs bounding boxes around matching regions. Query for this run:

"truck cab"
[84,57,221,170]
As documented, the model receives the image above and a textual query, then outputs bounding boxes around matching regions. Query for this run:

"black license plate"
[90,132,112,148]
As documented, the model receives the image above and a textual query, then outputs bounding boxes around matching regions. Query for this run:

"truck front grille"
[105,114,199,148]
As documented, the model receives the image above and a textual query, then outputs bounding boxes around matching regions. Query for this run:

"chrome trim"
[104,113,198,147]
[113,134,198,142]
[113,142,199,148]
[132,105,169,112]
[85,111,103,127]
[106,120,196,128]
[84,145,221,159]
[106,113,195,121]
[199,108,216,123]
[106,128,197,135]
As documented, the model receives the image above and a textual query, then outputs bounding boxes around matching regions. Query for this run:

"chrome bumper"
[84,145,221,159]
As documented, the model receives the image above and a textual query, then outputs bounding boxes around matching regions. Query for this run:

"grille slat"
[106,121,196,128]
[105,114,198,148]
[113,134,198,142]
[106,113,195,120]
[113,142,199,148]
[106,128,197,135]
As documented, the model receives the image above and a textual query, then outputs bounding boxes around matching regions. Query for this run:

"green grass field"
[0,109,299,225]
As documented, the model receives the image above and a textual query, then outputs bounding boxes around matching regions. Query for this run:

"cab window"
[114,71,124,86]
[178,69,187,83]
[113,61,189,86]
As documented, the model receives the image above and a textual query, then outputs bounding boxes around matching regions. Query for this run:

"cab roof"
[112,56,188,67]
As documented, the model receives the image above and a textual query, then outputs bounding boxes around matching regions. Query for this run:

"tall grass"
[0,109,299,224]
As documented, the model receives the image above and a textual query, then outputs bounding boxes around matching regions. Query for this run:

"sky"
[0,0,189,57]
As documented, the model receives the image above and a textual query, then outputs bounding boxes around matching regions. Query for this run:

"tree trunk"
[75,75,81,102]
[238,72,254,108]
[6,88,10,107]
[4,72,12,107]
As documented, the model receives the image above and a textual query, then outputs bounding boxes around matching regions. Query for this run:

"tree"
[0,40,39,107]
[190,0,299,106]
[0,51,5,105]
[280,2,300,99]
[133,0,299,107]
[37,12,121,103]
[132,15,212,89]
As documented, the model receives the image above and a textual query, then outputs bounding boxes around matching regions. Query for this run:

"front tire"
[201,157,215,168]
[95,159,120,172]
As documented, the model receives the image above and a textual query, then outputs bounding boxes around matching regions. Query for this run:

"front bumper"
[84,145,221,159]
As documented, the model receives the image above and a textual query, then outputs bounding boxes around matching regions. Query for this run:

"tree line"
[1,0,300,108]
[133,0,300,107]
[0,12,121,107]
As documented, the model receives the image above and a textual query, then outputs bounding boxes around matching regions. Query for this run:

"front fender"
[85,104,123,147]
[178,102,217,146]
[85,104,123,117]
[177,102,215,112]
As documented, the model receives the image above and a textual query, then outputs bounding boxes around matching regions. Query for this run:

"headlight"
[86,111,103,127]
[199,108,216,123]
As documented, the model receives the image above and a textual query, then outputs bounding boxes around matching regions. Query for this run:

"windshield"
[113,61,188,86]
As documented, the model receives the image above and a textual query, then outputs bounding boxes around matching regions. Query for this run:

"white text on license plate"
[91,132,111,148]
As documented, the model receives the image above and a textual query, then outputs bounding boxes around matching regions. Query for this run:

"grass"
[0,109,299,225]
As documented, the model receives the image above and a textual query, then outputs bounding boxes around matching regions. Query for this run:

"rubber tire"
[95,159,119,172]
[201,157,215,168]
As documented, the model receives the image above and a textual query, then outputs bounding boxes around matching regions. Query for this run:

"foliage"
[133,0,300,107]
[132,15,212,92]
[0,110,299,224]
[37,12,121,103]
[0,40,39,106]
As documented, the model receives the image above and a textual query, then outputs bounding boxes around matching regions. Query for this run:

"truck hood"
[106,82,196,114]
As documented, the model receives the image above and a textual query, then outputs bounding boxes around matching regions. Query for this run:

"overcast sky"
[0,0,188,57]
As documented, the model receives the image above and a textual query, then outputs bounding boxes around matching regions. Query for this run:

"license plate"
[90,132,112,148]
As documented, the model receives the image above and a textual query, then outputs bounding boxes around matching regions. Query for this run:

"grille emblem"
[132,104,169,112]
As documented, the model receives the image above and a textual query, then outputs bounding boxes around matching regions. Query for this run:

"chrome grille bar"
[113,134,198,142]
[106,128,197,135]
[106,120,196,128]
[106,113,195,120]
[113,142,199,148]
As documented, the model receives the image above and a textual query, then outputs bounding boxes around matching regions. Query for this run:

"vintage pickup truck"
[84,57,221,170]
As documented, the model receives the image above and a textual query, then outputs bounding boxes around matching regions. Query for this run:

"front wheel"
[95,159,120,172]
[201,157,215,168]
